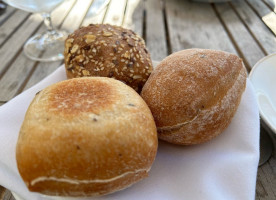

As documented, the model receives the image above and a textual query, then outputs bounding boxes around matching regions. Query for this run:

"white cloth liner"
[0,66,259,200]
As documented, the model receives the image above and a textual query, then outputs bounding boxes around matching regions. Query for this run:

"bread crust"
[16,77,158,196]
[141,49,247,145]
[64,24,153,92]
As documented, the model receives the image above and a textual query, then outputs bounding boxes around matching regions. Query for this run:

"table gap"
[228,2,268,56]
[0,6,16,26]
[14,60,40,97]
[103,0,127,25]
[78,0,96,28]
[56,0,78,29]
[261,0,275,11]
[246,0,268,18]
[100,1,111,24]
[142,1,146,41]
[245,0,276,38]
[211,3,251,72]
[0,12,32,48]
[162,0,172,55]
[121,0,129,26]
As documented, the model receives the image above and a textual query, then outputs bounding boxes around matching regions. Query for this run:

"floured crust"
[141,49,247,144]
[64,24,153,92]
[16,77,158,196]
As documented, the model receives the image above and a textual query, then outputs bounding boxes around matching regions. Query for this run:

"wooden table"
[0,0,275,199]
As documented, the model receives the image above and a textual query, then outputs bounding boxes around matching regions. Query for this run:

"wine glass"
[3,0,67,62]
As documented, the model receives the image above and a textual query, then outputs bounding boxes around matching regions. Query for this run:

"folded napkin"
[0,66,259,200]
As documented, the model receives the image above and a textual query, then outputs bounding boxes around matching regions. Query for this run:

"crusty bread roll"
[141,49,247,145]
[16,77,158,197]
[64,24,153,92]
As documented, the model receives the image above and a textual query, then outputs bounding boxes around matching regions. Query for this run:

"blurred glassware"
[249,53,276,165]
[3,0,67,62]
[0,1,7,16]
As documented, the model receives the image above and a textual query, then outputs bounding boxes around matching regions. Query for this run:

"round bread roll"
[16,77,158,197]
[64,24,153,92]
[141,49,247,145]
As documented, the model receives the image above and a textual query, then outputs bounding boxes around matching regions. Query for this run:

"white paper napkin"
[0,66,260,200]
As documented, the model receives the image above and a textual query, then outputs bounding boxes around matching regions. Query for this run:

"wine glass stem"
[42,13,54,31]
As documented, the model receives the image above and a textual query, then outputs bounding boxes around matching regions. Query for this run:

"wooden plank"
[0,0,75,100]
[0,185,5,199]
[256,168,274,200]
[62,0,93,32]
[262,12,276,36]
[23,0,96,91]
[256,123,276,200]
[262,0,276,11]
[0,13,42,77]
[123,0,144,37]
[22,1,80,91]
[247,0,274,16]
[0,186,15,200]
[0,10,30,46]
[24,1,110,91]
[0,6,16,26]
[255,119,276,200]
[103,0,127,25]
[23,61,61,91]
[21,0,78,91]
[231,0,276,55]
[257,162,276,199]
[2,190,15,200]
[0,49,37,101]
[165,0,237,54]
[247,0,276,37]
[145,0,167,61]
[82,0,108,25]
[51,0,77,28]
[215,3,265,69]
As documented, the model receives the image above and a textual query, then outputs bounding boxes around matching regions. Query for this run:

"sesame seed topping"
[70,44,79,54]
[133,75,142,79]
[103,31,113,37]
[84,34,96,43]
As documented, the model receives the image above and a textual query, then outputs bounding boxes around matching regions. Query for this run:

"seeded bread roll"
[16,77,158,197]
[64,24,153,92]
[141,49,247,145]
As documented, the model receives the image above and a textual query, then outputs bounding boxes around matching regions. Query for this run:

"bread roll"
[16,77,158,197]
[64,24,153,92]
[141,49,247,145]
